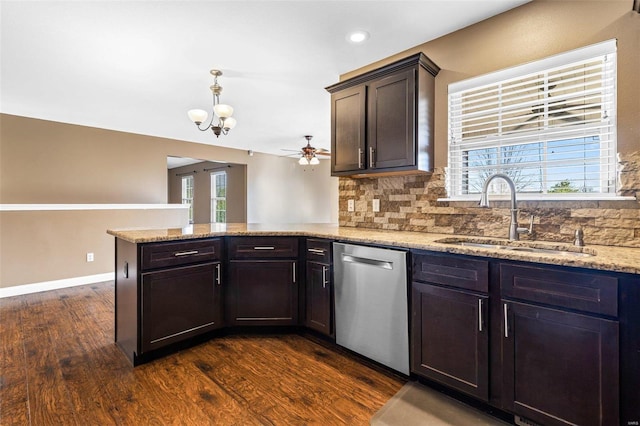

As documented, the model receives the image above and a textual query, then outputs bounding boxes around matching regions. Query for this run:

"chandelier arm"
[194,91,221,131]
[194,122,212,132]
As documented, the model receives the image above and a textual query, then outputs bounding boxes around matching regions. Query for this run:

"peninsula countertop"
[107,223,640,275]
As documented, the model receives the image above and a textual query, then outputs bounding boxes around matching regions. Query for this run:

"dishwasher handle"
[341,254,393,270]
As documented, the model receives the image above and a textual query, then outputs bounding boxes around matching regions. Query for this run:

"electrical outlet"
[86,252,94,262]
[372,199,380,212]
[347,199,355,212]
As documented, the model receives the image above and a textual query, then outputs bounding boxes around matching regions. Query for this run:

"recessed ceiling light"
[347,30,370,44]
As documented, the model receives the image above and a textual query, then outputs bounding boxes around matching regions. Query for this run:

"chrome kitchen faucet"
[479,173,533,241]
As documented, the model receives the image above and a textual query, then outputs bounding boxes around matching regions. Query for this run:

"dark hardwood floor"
[0,282,405,425]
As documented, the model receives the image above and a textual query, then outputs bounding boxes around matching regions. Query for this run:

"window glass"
[181,175,194,224]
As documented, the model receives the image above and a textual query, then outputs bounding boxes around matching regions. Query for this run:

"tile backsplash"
[339,151,640,248]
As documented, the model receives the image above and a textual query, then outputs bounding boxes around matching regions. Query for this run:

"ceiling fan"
[281,135,331,165]
[510,84,602,131]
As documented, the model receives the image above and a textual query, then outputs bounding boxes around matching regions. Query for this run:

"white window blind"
[448,39,617,199]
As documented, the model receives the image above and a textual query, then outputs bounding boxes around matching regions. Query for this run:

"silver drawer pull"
[253,246,275,250]
[478,299,483,332]
[307,248,325,255]
[174,250,199,257]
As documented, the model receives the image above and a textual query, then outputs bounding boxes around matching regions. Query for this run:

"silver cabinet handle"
[504,303,509,338]
[358,148,364,169]
[174,250,199,257]
[253,246,275,250]
[292,262,296,284]
[478,299,483,332]
[215,263,221,285]
[307,248,325,255]
[322,266,327,289]
[369,146,375,168]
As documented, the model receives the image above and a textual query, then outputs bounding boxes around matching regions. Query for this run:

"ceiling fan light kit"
[297,135,322,166]
[188,69,237,138]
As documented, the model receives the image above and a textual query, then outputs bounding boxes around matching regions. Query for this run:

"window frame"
[210,171,227,223]
[446,39,620,201]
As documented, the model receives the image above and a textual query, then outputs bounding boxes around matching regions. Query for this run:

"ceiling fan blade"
[511,115,540,131]
[549,110,582,122]
[316,151,331,157]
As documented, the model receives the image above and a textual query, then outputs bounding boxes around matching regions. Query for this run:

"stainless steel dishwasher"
[333,242,409,375]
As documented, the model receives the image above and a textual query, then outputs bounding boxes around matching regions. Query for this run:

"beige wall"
[0,207,188,288]
[0,113,339,224]
[337,0,640,248]
[0,114,338,290]
[342,0,640,166]
[168,161,247,223]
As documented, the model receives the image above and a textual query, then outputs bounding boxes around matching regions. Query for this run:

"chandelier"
[298,135,320,165]
[187,69,237,137]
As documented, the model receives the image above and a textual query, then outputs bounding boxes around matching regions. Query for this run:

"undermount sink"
[435,238,596,257]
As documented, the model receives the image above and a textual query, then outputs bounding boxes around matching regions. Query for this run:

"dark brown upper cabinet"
[326,53,439,177]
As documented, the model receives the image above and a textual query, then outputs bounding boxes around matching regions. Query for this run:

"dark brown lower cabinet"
[502,301,619,426]
[411,282,489,401]
[227,260,298,326]
[141,262,222,353]
[115,237,224,365]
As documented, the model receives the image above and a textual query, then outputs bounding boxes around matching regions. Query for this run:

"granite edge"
[106,227,640,276]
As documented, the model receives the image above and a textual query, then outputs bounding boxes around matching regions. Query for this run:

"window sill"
[438,195,637,202]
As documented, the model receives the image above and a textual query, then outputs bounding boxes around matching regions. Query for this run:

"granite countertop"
[107,223,640,275]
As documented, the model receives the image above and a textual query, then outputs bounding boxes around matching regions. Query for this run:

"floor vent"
[515,415,542,426]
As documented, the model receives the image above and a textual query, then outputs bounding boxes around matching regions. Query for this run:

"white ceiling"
[1,0,529,156]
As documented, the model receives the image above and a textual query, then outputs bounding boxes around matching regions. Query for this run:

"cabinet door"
[141,262,222,353]
[331,85,366,173]
[502,301,619,426]
[411,282,489,401]
[306,261,331,336]
[368,69,416,170]
[228,260,298,326]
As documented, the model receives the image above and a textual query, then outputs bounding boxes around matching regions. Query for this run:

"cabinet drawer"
[413,252,489,293]
[306,239,332,264]
[500,263,618,316]
[228,237,298,259]
[141,239,221,271]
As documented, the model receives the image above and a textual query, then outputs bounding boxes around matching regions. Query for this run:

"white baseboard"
[0,272,115,299]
